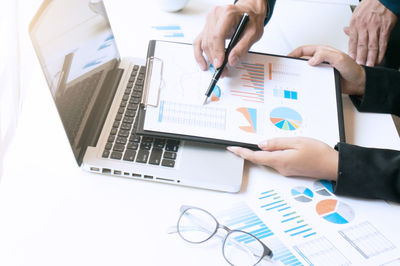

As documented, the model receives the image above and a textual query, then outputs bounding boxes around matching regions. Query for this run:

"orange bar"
[268,63,272,80]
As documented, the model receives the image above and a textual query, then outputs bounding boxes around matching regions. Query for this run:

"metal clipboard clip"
[142,56,163,108]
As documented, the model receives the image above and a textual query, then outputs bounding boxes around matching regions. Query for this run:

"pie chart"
[291,187,313,202]
[314,180,334,196]
[316,199,354,224]
[270,107,302,131]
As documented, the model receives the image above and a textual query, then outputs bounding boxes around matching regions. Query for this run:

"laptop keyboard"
[101,65,179,168]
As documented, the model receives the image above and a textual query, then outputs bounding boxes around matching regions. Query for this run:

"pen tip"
[202,95,208,105]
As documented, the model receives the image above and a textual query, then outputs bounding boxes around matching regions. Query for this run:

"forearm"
[234,0,276,24]
[334,142,400,203]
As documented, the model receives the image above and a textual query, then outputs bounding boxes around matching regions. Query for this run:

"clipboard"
[137,40,345,149]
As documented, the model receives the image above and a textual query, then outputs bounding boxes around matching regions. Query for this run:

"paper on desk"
[143,41,341,147]
[214,171,400,266]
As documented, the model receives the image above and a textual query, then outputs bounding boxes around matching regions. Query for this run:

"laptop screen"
[30,0,121,164]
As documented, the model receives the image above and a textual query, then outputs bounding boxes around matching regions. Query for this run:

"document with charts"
[138,40,344,148]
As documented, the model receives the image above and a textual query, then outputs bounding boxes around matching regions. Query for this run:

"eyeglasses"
[172,205,273,266]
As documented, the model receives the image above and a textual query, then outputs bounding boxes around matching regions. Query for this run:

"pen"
[203,13,250,105]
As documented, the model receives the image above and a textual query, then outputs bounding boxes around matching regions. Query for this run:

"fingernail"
[213,58,220,68]
[227,146,238,152]
[198,62,206,71]
[308,57,316,65]
[258,140,268,148]
[366,61,373,67]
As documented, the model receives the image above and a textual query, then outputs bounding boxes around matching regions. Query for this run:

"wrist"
[356,66,366,96]
[234,0,268,19]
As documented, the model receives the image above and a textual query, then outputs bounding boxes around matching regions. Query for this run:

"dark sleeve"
[350,66,400,117]
[334,142,400,203]
[265,0,276,25]
[379,0,400,16]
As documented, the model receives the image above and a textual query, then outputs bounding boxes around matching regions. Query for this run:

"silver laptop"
[29,0,244,192]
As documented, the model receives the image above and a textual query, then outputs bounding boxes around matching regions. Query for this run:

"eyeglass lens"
[178,208,218,243]
[224,231,265,266]
[178,207,268,266]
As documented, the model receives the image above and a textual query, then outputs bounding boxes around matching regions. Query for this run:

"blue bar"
[164,32,184,37]
[158,101,165,122]
[303,232,317,238]
[261,190,274,194]
[250,227,270,235]
[283,211,296,217]
[290,262,303,266]
[278,207,291,212]
[284,90,291,99]
[152,25,181,30]
[291,91,298,100]
[266,203,287,211]
[290,228,312,237]
[284,224,307,233]
[281,216,298,223]
[285,257,301,265]
[225,213,256,226]
[274,251,293,260]
[236,221,263,230]
[261,200,284,208]
[281,255,297,263]
[255,232,274,239]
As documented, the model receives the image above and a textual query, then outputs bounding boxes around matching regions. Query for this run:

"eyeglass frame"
[176,205,273,265]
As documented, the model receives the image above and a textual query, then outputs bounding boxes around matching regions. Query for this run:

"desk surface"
[1,1,400,265]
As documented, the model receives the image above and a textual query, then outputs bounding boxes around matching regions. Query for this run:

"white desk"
[1,1,399,265]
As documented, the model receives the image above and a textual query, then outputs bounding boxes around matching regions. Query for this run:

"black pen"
[203,13,250,105]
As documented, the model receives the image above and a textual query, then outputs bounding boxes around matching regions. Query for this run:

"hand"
[227,137,339,181]
[289,45,366,96]
[344,0,398,66]
[193,0,267,72]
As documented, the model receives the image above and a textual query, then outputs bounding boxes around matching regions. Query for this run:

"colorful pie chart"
[316,199,354,224]
[270,107,302,131]
[291,187,313,202]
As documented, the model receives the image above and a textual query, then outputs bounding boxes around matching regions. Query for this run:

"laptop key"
[149,148,163,165]
[154,139,165,149]
[127,141,138,150]
[130,134,141,143]
[111,128,118,135]
[108,135,116,143]
[133,65,139,71]
[111,151,123,160]
[105,142,113,150]
[136,150,149,163]
[115,113,122,121]
[125,110,136,117]
[113,144,125,152]
[162,159,175,168]
[140,143,152,150]
[123,149,136,162]
[102,150,110,158]
[118,106,125,114]
[116,136,128,145]
[166,140,180,152]
[118,129,129,138]
[163,151,177,160]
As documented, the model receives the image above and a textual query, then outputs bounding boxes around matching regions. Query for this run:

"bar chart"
[259,190,317,239]
[218,202,304,266]
[233,62,265,103]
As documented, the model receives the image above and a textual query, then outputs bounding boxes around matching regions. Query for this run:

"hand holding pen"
[202,13,250,105]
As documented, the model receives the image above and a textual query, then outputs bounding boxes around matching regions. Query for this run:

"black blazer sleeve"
[334,142,400,203]
[350,66,400,116]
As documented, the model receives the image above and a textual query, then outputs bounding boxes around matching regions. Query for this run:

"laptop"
[29,0,244,192]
